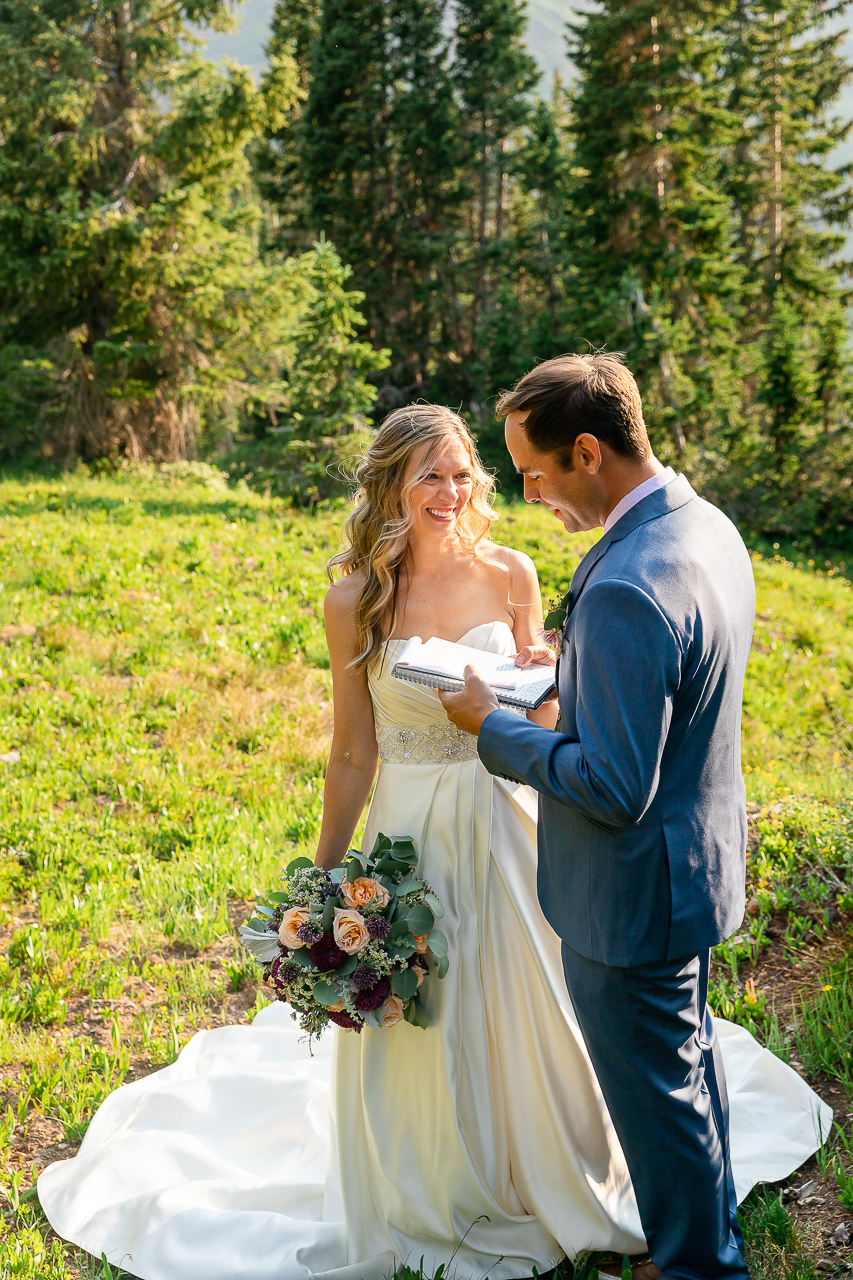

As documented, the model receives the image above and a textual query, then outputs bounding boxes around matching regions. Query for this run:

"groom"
[441,353,755,1280]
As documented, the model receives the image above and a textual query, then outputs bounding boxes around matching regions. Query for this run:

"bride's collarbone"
[391,589,514,646]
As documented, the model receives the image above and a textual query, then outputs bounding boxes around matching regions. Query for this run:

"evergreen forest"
[1,0,853,542]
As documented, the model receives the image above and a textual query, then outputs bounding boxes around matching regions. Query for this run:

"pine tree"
[0,0,384,466]
[253,0,322,252]
[288,0,465,395]
[232,239,390,503]
[452,0,541,348]
[560,0,743,456]
[720,0,853,482]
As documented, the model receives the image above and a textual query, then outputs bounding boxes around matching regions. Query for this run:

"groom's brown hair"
[496,353,649,466]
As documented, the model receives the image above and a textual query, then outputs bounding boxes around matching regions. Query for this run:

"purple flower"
[367,915,391,940]
[351,965,379,992]
[328,1009,362,1032]
[354,977,391,1012]
[270,956,300,988]
[296,921,324,944]
[310,933,347,971]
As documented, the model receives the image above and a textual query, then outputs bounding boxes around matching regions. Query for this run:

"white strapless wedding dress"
[39,622,831,1280]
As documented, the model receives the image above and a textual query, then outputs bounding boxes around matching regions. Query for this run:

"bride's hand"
[513,645,556,668]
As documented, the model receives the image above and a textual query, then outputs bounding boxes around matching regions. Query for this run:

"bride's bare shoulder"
[324,571,365,625]
[482,542,539,588]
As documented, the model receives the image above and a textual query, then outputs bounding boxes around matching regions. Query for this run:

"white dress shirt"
[603,467,677,533]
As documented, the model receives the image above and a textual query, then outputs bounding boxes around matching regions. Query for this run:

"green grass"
[0,464,851,1277]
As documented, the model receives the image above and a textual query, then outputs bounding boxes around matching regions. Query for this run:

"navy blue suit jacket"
[478,476,755,967]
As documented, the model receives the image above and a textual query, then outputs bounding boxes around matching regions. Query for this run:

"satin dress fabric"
[38,622,832,1280]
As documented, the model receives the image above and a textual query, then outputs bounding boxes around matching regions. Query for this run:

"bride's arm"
[314,578,379,870]
[505,549,559,731]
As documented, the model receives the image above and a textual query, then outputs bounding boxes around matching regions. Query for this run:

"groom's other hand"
[514,645,556,668]
[439,665,499,735]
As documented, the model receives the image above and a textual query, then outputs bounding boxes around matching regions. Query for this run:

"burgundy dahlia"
[310,933,347,971]
[354,976,391,1012]
[328,1009,362,1031]
[366,915,391,940]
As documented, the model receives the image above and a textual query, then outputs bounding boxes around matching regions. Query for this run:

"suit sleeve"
[477,578,682,829]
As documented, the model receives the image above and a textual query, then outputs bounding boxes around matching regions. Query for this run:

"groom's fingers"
[438,666,500,735]
[514,645,556,668]
[463,663,492,692]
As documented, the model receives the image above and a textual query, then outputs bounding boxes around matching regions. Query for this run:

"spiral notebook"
[392,635,556,711]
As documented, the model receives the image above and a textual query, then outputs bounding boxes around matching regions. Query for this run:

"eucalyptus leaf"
[245,918,269,932]
[390,839,417,858]
[424,893,445,919]
[391,968,418,999]
[347,859,361,884]
[437,954,449,979]
[321,897,336,933]
[371,834,391,855]
[313,980,342,1006]
[254,905,274,917]
[403,1000,417,1025]
[328,866,345,884]
[388,920,411,940]
[267,891,289,904]
[426,928,448,958]
[337,954,358,977]
[395,878,422,896]
[406,902,434,935]
[285,856,314,874]
[291,946,316,968]
[387,942,416,960]
[410,999,429,1029]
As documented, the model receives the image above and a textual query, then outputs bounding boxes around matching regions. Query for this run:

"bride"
[39,405,829,1280]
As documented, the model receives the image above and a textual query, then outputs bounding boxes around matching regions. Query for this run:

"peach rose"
[279,906,311,949]
[412,957,429,988]
[412,933,430,954]
[341,876,391,910]
[333,908,370,955]
[380,994,405,1027]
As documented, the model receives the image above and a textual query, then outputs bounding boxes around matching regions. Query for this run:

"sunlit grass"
[0,465,850,1277]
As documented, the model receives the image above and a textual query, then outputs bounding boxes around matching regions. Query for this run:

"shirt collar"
[603,466,677,534]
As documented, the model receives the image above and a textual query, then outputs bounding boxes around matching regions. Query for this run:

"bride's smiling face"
[404,438,474,540]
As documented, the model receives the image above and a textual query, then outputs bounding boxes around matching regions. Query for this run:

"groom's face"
[504,412,603,532]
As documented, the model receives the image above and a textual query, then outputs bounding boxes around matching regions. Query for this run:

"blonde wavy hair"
[327,404,497,670]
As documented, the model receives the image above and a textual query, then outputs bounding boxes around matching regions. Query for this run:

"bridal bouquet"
[238,835,448,1037]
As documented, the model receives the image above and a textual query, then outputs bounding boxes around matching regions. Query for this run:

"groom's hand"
[439,665,499,735]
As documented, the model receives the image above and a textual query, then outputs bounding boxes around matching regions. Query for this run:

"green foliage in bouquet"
[239,835,447,1039]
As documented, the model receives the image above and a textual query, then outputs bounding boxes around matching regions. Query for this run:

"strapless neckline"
[383,620,515,650]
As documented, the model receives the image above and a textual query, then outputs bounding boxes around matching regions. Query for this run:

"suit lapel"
[566,474,696,621]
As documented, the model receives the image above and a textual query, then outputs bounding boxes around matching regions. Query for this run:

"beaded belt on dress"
[376,722,480,765]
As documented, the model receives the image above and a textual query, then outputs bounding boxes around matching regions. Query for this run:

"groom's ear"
[573,434,602,474]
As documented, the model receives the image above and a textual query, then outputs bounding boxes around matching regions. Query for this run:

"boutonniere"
[542,591,571,649]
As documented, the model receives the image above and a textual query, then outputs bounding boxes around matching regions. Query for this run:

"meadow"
[0,464,851,1279]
